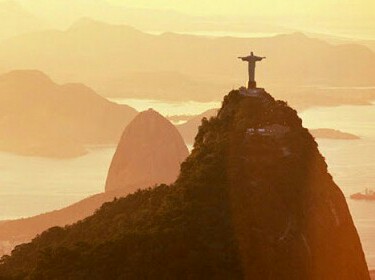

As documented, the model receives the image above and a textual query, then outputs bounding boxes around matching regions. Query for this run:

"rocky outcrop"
[105,109,189,193]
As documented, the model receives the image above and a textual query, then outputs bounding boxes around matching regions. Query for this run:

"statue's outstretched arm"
[255,56,266,61]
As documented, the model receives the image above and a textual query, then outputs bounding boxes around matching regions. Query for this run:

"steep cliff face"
[216,90,369,279]
[0,89,369,280]
[105,109,189,193]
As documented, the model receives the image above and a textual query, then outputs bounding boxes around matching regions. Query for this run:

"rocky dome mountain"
[0,70,137,157]
[0,109,187,255]
[0,89,369,279]
[105,109,189,193]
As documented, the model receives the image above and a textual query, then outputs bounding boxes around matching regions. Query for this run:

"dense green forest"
[0,90,369,280]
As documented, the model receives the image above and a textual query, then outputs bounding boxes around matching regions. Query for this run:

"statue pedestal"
[248,81,257,89]
[240,86,265,97]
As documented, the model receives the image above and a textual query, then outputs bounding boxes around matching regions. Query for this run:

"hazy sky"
[108,0,374,18]
[11,0,374,39]
[107,0,374,38]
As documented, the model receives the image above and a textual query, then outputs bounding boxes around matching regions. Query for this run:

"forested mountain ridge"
[0,89,369,279]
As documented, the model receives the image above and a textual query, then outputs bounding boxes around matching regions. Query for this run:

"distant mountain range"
[0,18,374,104]
[0,70,137,157]
[15,0,292,33]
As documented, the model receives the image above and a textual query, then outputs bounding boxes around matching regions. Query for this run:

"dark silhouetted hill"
[105,109,189,192]
[0,70,137,157]
[0,89,369,279]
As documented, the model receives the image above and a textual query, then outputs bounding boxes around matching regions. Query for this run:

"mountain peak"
[105,109,189,193]
[0,69,55,86]
[128,108,173,126]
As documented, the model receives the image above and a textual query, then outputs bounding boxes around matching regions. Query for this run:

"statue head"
[251,51,254,56]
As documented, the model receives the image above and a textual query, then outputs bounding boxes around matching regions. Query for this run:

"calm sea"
[0,101,374,268]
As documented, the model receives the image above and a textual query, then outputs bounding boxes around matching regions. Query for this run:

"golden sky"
[107,0,375,38]
[108,0,374,18]
[11,0,374,39]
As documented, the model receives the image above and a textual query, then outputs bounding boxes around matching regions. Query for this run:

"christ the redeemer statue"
[238,52,265,89]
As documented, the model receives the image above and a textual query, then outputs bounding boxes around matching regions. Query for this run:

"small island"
[309,128,360,140]
[350,189,375,201]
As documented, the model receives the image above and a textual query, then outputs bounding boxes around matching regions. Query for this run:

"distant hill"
[310,128,360,140]
[105,109,189,192]
[0,19,374,103]
[0,89,369,279]
[0,70,137,157]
